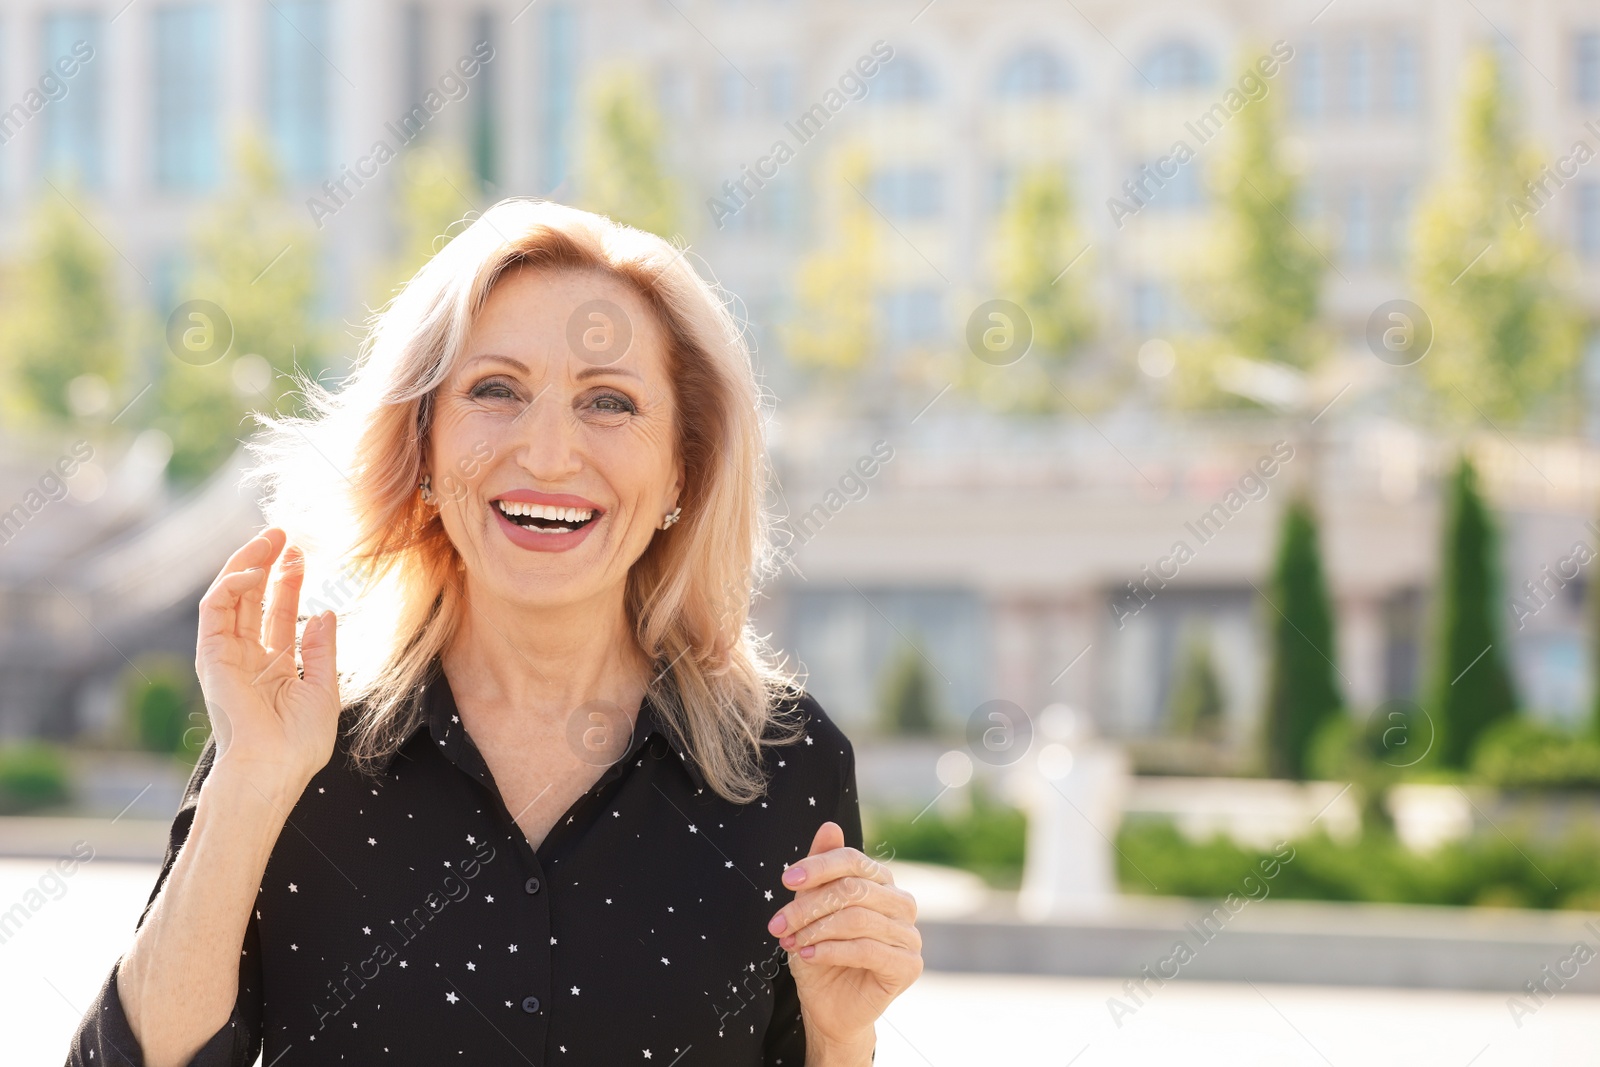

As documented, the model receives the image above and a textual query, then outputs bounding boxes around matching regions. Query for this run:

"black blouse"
[66,658,863,1066]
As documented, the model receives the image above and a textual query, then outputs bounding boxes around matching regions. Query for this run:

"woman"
[68,200,922,1066]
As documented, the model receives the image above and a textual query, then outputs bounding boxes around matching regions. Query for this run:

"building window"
[996,47,1071,97]
[1139,157,1203,211]
[470,9,497,187]
[763,63,794,116]
[1577,32,1600,103]
[265,0,331,184]
[41,13,103,188]
[879,287,944,348]
[716,68,750,117]
[1294,41,1324,118]
[1390,36,1419,112]
[870,166,941,219]
[153,4,220,191]
[871,55,936,103]
[1376,181,1413,266]
[1344,39,1371,115]
[401,4,427,115]
[1131,280,1167,332]
[1140,39,1213,90]
[1340,185,1372,265]
[1578,182,1600,261]
[540,5,575,193]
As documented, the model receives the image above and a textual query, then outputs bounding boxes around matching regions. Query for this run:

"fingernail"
[768,913,787,935]
[780,935,795,948]
[800,945,815,958]
[784,867,806,886]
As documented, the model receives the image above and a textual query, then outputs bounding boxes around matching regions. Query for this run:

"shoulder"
[764,683,857,771]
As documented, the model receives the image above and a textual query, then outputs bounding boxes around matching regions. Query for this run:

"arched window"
[1140,39,1214,90]
[996,47,1071,97]
[873,55,937,102]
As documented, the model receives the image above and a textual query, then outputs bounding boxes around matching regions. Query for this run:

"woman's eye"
[592,393,636,415]
[471,379,517,400]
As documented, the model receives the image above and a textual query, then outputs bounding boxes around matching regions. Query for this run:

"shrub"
[0,743,71,814]
[123,654,207,755]
[1471,718,1600,789]
[1116,817,1600,910]
[864,781,1026,888]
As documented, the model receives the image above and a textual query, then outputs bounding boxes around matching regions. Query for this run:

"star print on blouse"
[68,665,863,1067]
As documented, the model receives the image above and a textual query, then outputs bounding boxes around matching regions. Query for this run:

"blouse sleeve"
[763,727,871,1066]
[64,735,264,1067]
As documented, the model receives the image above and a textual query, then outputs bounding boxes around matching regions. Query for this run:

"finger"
[804,820,844,860]
[300,610,338,695]
[781,904,922,955]
[782,842,893,895]
[206,529,285,600]
[198,568,267,645]
[232,533,286,642]
[769,876,916,943]
[792,936,923,981]
[263,545,307,654]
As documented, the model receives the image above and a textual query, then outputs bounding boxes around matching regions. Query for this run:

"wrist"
[202,759,307,816]
[805,1024,875,1067]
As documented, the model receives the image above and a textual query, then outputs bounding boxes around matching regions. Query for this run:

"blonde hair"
[246,198,802,803]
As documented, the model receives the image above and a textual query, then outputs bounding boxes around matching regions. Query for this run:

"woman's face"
[426,265,682,611]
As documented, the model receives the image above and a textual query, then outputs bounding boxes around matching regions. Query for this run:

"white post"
[1017,704,1129,920]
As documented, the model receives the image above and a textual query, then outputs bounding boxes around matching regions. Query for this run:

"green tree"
[1411,49,1583,426]
[995,165,1094,363]
[878,641,940,737]
[370,145,478,308]
[962,164,1099,414]
[0,187,125,423]
[153,131,327,483]
[577,67,679,237]
[123,653,206,755]
[783,147,878,376]
[1262,496,1344,779]
[1168,624,1226,742]
[1177,62,1325,405]
[1429,455,1518,768]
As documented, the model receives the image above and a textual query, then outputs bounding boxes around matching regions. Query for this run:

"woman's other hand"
[196,527,340,795]
[768,822,924,1062]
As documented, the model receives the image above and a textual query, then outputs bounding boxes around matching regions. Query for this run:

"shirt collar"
[380,656,709,792]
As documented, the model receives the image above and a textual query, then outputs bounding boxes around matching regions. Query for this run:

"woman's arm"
[65,731,269,1066]
[68,529,340,1067]
[116,757,297,1067]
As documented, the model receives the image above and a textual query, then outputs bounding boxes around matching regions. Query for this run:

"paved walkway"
[6,858,1599,1066]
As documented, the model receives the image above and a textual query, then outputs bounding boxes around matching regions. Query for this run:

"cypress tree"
[1168,625,1226,743]
[878,642,939,737]
[1430,455,1518,767]
[1262,495,1344,779]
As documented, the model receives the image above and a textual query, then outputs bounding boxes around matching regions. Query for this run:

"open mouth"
[493,500,598,534]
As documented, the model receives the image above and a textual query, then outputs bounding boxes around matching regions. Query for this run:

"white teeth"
[495,501,594,522]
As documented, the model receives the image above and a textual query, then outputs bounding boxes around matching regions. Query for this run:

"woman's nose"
[512,388,583,479]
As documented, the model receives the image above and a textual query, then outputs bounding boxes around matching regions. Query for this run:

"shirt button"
[524,876,541,895]
[521,995,541,1013]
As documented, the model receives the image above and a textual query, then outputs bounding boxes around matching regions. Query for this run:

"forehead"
[457,264,668,374]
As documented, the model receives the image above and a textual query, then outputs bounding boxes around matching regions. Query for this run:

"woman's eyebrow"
[463,353,532,374]
[462,354,641,382]
[574,364,643,382]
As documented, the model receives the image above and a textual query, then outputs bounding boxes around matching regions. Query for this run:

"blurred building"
[1,0,1599,751]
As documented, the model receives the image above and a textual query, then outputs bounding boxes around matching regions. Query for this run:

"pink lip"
[489,490,603,554]
[492,489,604,511]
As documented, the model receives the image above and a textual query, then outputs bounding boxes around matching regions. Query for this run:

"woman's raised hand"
[195,527,340,794]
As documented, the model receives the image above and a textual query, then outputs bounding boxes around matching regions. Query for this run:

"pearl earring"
[661,506,682,530]
[419,475,436,505]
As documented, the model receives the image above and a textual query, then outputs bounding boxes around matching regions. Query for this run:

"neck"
[440,574,654,722]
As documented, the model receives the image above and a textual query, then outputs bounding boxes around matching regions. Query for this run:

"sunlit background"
[4,0,1600,1062]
